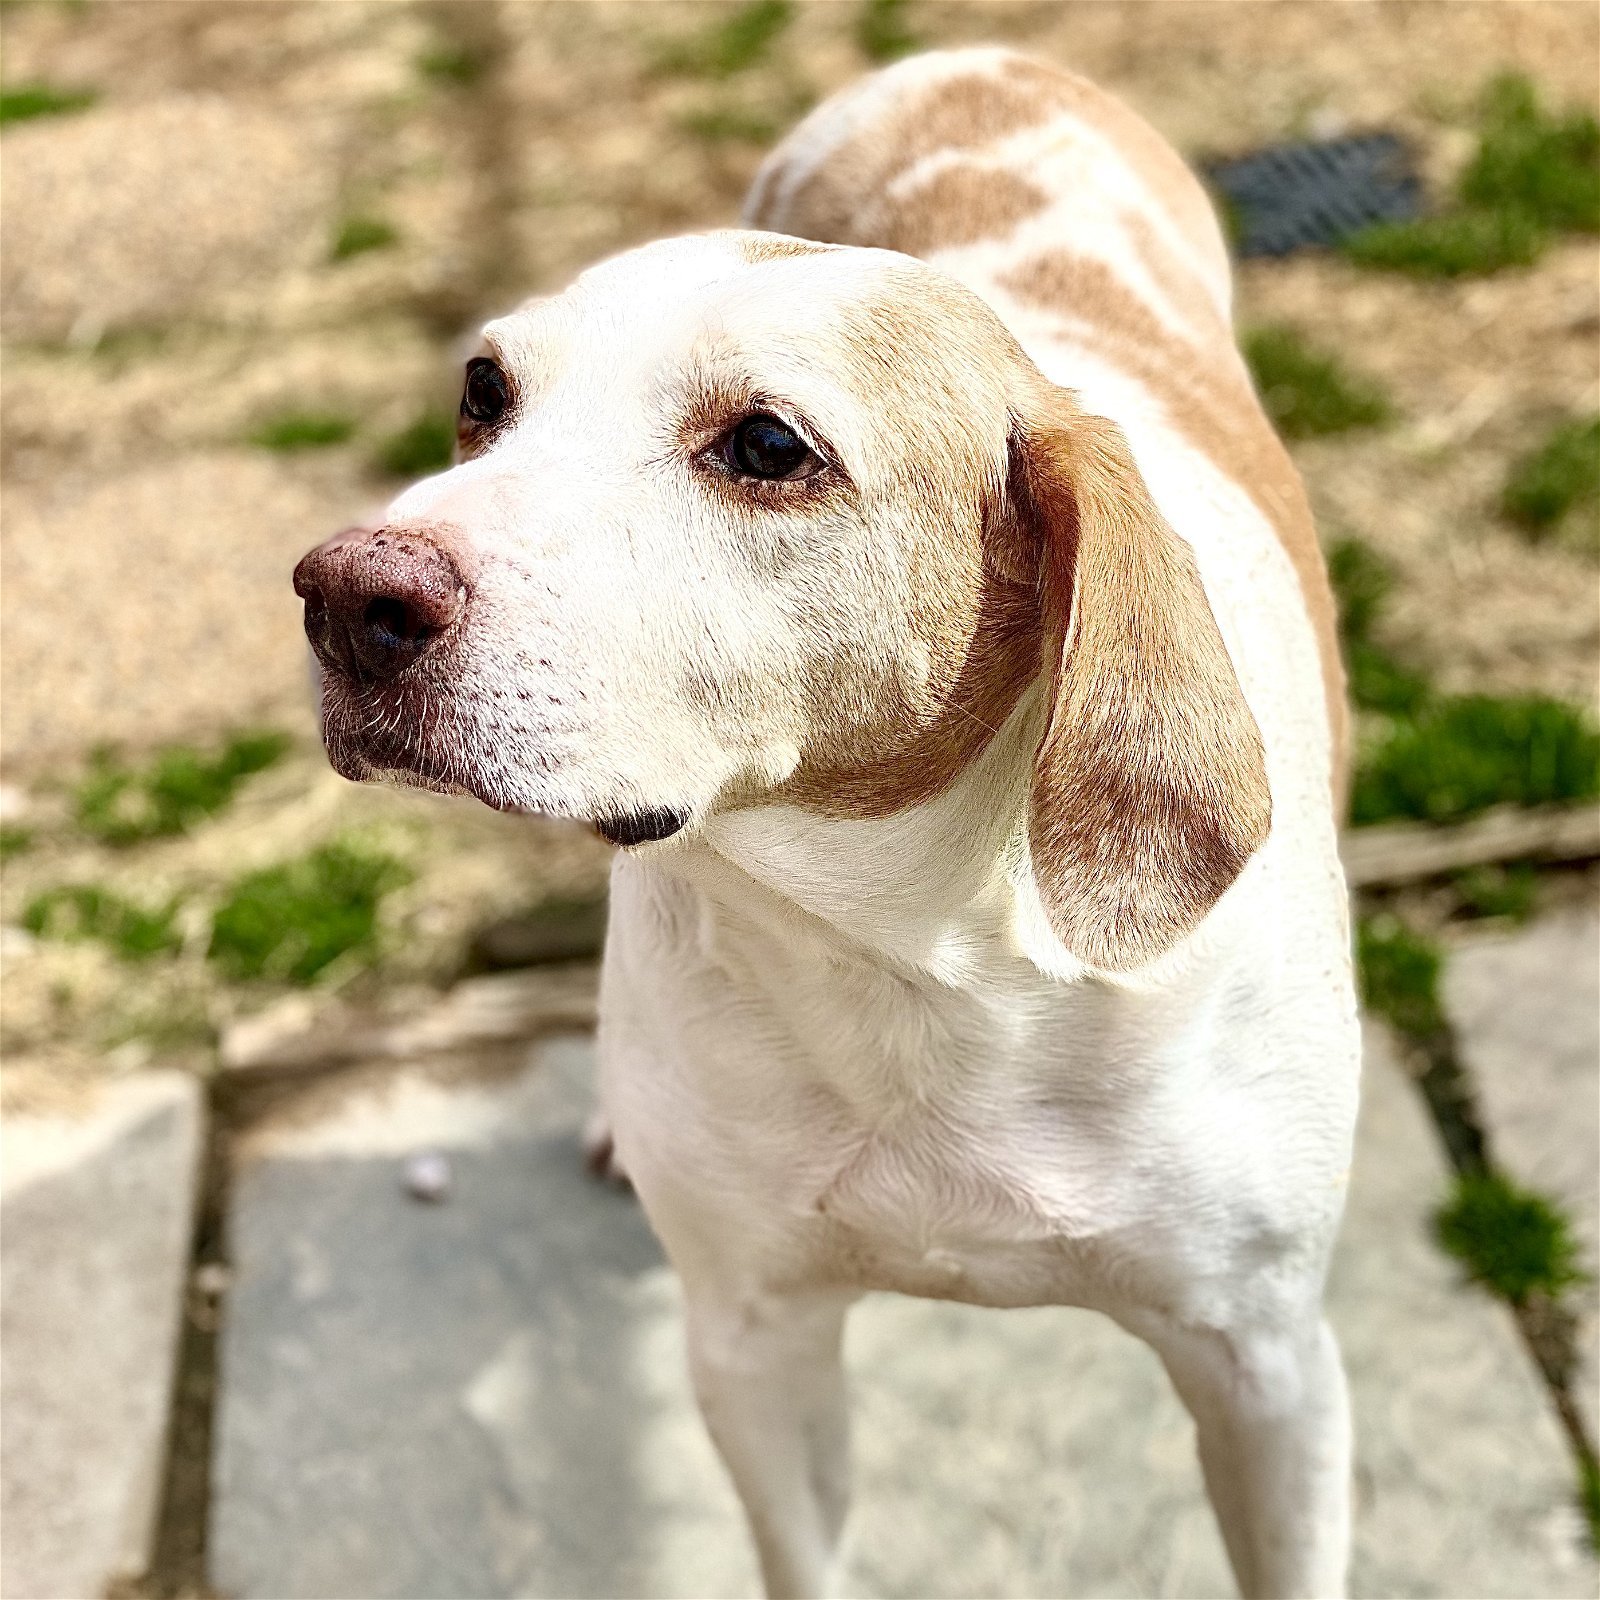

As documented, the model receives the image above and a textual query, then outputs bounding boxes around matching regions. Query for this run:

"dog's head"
[294,232,1268,968]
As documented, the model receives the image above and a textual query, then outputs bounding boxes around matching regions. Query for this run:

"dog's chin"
[319,677,516,810]
[317,681,690,847]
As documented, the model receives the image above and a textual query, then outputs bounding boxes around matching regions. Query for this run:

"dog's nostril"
[364,596,420,643]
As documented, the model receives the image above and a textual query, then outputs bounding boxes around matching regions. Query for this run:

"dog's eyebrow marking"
[733,233,832,264]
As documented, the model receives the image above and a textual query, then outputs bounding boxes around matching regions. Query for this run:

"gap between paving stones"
[1368,901,1600,1543]
[122,1082,230,1600]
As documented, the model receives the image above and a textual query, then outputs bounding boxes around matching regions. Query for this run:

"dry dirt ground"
[1,0,1597,1101]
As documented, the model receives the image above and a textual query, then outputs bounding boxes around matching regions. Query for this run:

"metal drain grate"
[1205,132,1424,258]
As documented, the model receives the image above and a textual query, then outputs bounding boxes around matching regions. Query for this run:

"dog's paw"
[582,1108,631,1188]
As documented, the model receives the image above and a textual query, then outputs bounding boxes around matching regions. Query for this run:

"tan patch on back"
[998,57,1226,274]
[753,62,1065,249]
[873,166,1050,257]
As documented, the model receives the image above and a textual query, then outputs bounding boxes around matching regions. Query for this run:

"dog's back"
[747,47,1348,792]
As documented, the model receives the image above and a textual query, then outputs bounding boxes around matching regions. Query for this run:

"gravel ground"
[0,0,1595,1099]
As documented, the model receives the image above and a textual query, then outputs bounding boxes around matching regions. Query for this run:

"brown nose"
[293,525,471,683]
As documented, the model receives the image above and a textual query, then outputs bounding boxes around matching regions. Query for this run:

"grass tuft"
[1325,537,1431,717]
[1328,536,1600,823]
[375,409,455,477]
[249,411,356,452]
[655,0,792,78]
[0,81,97,125]
[76,731,290,847]
[332,213,400,261]
[1435,1169,1588,1306]
[1351,693,1600,826]
[24,884,183,961]
[417,43,487,85]
[1460,73,1600,234]
[1342,72,1599,277]
[1582,1458,1600,1556]
[1356,913,1446,1040]
[678,103,780,144]
[857,0,918,62]
[1502,414,1600,543]
[1450,862,1539,922]
[1244,326,1393,439]
[1341,206,1545,277]
[208,842,410,985]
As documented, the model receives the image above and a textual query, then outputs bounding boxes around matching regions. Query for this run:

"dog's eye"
[723,414,818,481]
[461,358,510,426]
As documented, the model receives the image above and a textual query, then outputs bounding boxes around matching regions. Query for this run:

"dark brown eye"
[723,413,817,481]
[461,358,510,426]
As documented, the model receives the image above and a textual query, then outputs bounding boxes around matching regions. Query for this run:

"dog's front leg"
[1142,1312,1352,1599]
[685,1286,856,1600]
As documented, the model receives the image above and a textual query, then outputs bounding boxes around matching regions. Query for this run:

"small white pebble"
[402,1150,452,1203]
[193,1262,232,1299]
[1307,106,1349,142]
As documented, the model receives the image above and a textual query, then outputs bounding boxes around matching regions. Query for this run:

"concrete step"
[1,1072,205,1600]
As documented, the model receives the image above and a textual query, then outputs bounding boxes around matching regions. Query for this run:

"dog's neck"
[684,685,1080,987]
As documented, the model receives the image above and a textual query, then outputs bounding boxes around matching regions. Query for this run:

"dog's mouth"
[317,670,516,805]
[316,673,689,847]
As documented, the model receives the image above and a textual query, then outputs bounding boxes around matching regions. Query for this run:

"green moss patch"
[332,213,400,261]
[1342,73,1599,277]
[249,411,356,452]
[655,0,792,78]
[1449,862,1540,923]
[1341,207,1545,277]
[1244,326,1393,438]
[1356,913,1446,1040]
[0,82,97,125]
[1328,535,1600,822]
[208,842,410,985]
[24,884,184,960]
[1436,1169,1588,1306]
[1459,73,1600,234]
[1502,414,1600,545]
[678,103,781,144]
[375,409,455,477]
[1352,693,1600,826]
[1325,537,1430,717]
[0,825,33,861]
[76,731,290,847]
[417,43,487,86]
[857,0,918,63]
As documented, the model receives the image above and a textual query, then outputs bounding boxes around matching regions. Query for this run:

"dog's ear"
[1010,388,1271,970]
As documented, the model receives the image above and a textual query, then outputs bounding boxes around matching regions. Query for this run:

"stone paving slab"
[1,1071,205,1600]
[212,1029,1594,1599]
[1445,903,1600,1438]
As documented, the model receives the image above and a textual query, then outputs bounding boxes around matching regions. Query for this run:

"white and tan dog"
[294,48,1359,1600]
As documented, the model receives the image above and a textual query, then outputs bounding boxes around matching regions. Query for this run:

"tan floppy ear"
[1013,391,1272,970]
